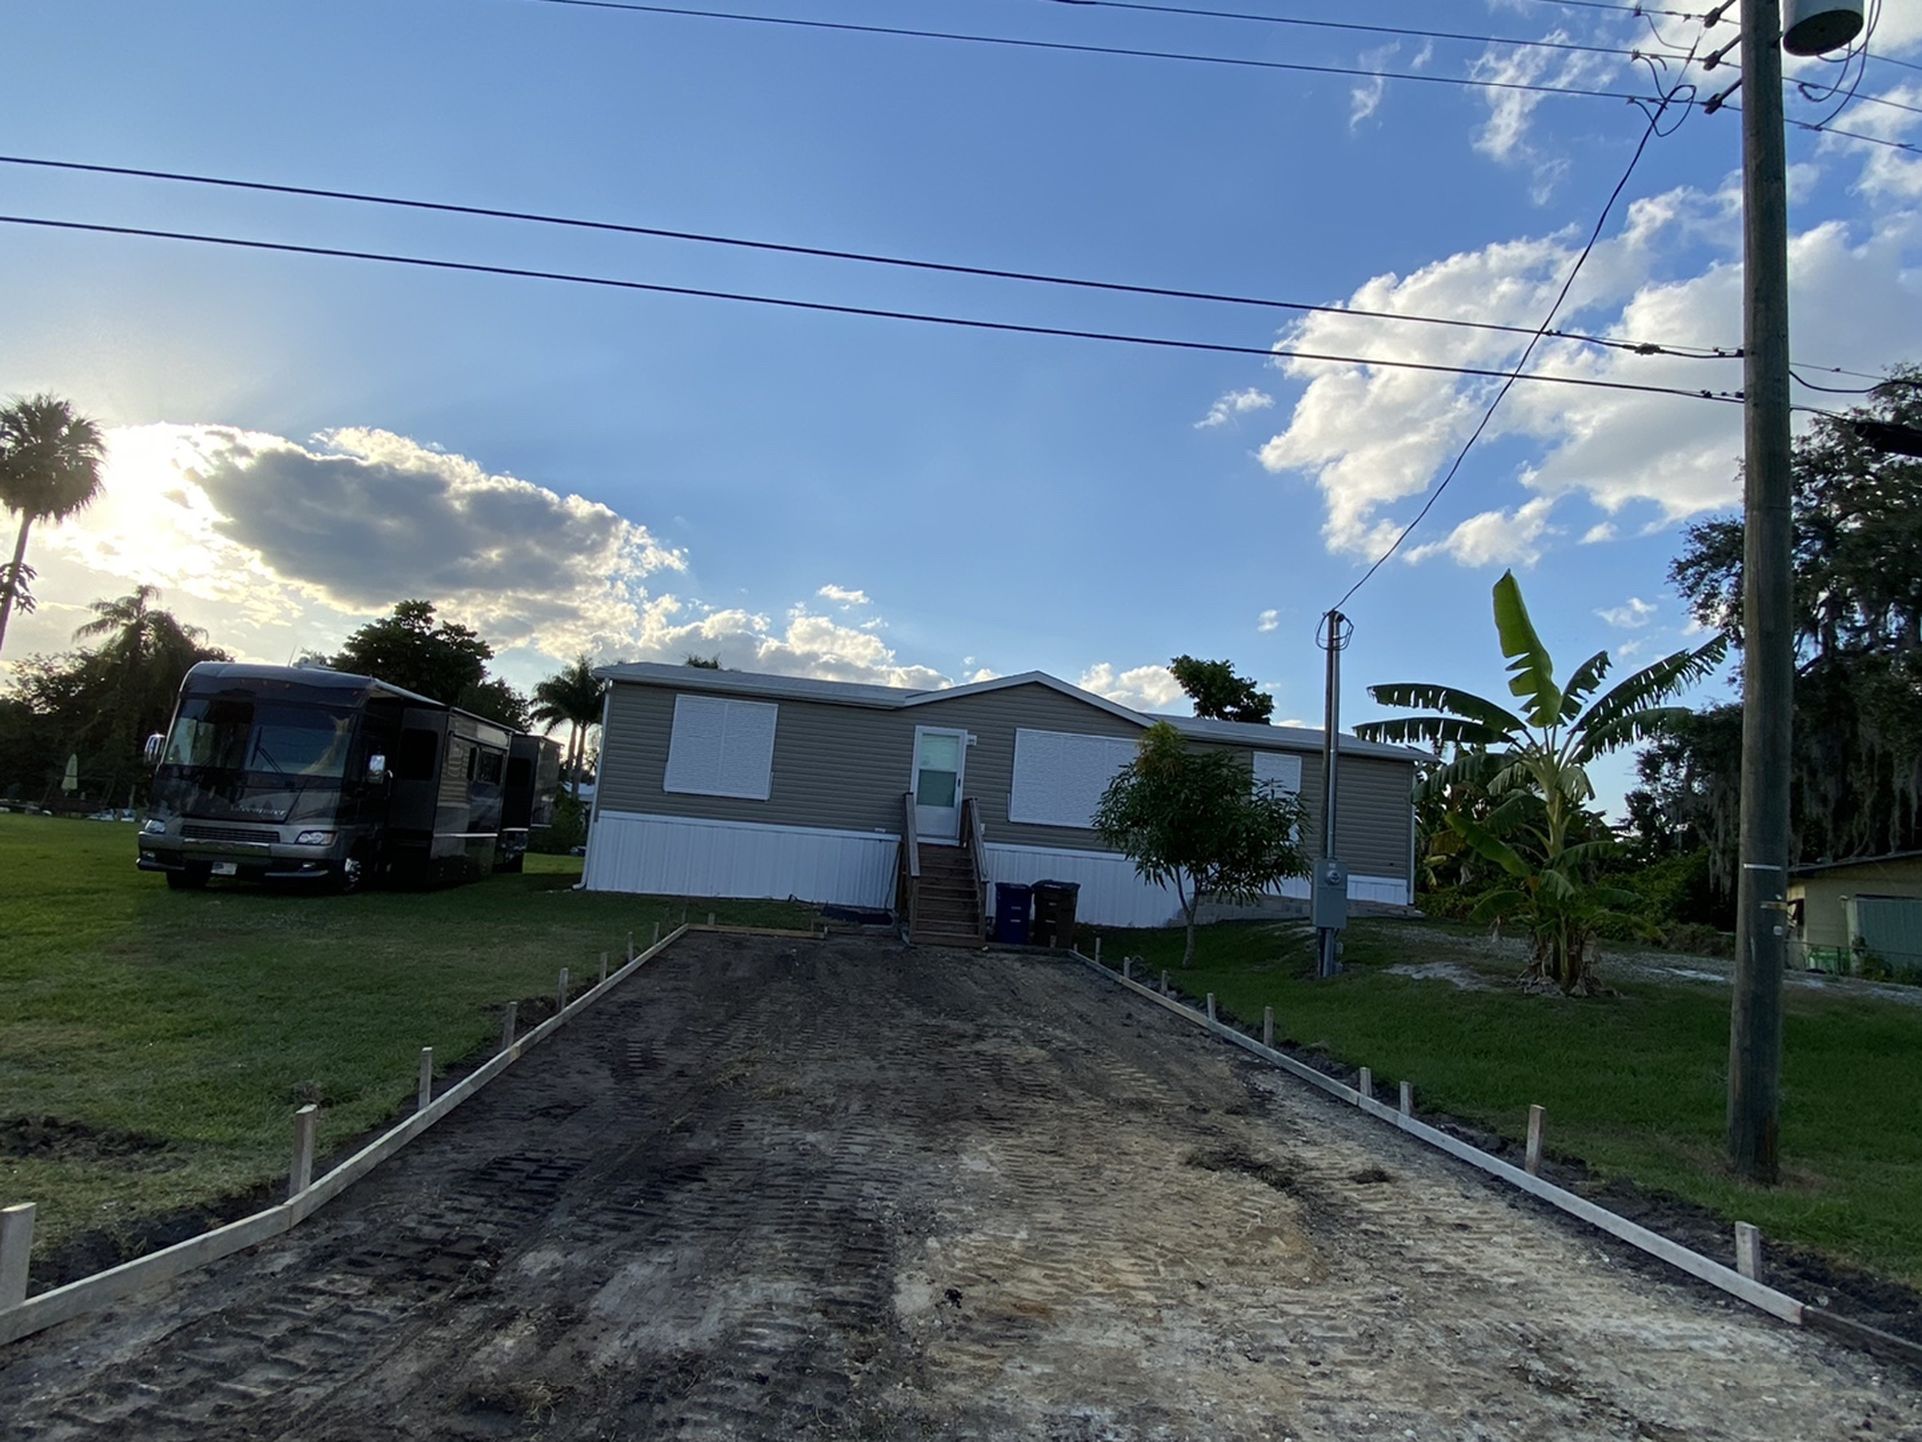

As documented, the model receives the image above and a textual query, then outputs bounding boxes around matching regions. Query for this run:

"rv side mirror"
[366,752,388,782]
[143,733,166,766]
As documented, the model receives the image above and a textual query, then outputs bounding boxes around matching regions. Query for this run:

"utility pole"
[1729,0,1795,1184]
[1314,610,1351,979]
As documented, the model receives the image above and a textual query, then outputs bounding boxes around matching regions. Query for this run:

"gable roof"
[593,660,1422,761]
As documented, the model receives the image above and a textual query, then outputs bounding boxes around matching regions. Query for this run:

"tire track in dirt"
[0,933,1915,1441]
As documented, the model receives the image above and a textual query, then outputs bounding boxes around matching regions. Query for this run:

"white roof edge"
[589,660,1421,761]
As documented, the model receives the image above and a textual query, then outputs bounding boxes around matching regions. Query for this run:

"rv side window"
[476,750,504,785]
[397,729,439,782]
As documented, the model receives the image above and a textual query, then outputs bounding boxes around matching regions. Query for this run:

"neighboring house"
[1788,850,1922,977]
[581,663,1421,939]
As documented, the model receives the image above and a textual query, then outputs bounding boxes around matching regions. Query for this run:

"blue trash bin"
[994,882,1034,945]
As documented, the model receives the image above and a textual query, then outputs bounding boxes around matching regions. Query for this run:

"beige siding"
[596,679,1415,881]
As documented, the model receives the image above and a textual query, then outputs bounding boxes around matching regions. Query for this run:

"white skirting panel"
[583,810,900,909]
[983,842,1410,928]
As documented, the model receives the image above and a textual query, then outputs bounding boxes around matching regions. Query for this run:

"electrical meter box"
[1311,857,1349,931]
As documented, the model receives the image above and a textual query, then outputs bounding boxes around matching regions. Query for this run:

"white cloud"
[1616,638,1647,658]
[1253,167,1922,571]
[966,667,1000,684]
[1404,496,1557,568]
[1195,387,1275,430]
[1581,522,1617,544]
[1349,42,1398,128]
[1256,608,1280,633]
[1596,596,1657,629]
[11,423,959,697]
[817,583,870,608]
[1078,662,1185,712]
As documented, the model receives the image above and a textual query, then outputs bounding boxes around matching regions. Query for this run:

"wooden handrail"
[901,791,920,937]
[961,796,990,935]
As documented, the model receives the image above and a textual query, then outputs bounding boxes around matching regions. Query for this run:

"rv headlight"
[294,829,336,846]
[140,818,166,835]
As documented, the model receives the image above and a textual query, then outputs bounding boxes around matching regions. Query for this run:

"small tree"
[1356,570,1725,995]
[1093,721,1308,966]
[1169,655,1274,723]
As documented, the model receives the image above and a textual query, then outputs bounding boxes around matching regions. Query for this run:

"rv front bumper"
[138,836,342,882]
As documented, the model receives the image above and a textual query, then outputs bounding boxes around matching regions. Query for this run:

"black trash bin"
[1030,879,1082,948]
[993,882,1034,945]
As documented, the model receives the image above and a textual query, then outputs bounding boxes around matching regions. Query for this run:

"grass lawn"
[1,812,810,1272]
[1088,917,1922,1289]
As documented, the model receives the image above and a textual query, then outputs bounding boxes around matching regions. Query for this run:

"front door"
[911,726,966,843]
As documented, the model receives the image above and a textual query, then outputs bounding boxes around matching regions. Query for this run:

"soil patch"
[0,1116,168,1163]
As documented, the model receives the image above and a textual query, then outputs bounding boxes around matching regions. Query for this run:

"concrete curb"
[1069,948,1809,1328]
[0,922,711,1348]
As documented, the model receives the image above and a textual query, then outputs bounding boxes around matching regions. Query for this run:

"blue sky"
[4,0,1920,812]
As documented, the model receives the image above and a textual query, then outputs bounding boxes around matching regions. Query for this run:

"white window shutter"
[1009,729,1141,829]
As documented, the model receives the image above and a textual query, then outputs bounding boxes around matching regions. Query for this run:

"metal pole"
[1730,0,1792,1185]
[1317,609,1347,978]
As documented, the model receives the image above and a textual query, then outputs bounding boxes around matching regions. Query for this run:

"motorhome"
[138,662,559,891]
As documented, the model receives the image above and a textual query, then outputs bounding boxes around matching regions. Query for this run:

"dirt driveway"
[1,932,1915,1441]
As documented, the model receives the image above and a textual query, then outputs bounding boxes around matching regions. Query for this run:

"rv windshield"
[162,698,356,779]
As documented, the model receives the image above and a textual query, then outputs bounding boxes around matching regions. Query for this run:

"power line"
[0,154,1741,361]
[514,0,1665,104]
[1033,0,1699,65]
[1331,56,1698,611]
[515,0,1922,157]
[0,212,1749,404]
[1495,0,1704,16]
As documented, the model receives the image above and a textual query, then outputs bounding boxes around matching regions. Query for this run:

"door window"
[916,732,961,807]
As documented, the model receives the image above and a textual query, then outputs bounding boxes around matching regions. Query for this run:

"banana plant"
[1355,571,1726,993]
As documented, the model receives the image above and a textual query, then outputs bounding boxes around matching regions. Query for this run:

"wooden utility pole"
[1729,0,1794,1184]
[1315,610,1350,979]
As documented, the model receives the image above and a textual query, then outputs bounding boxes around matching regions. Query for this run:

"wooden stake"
[1122,957,1133,981]
[1094,937,1103,964]
[599,951,609,985]
[288,1105,318,1200]
[626,930,634,961]
[1262,1006,1274,1049]
[707,911,716,926]
[1525,1104,1547,1177]
[0,1203,34,1309]
[1205,993,1217,1023]
[1736,1221,1764,1281]
[1399,1081,1414,1117]
[417,1048,433,1111]
[557,967,571,1013]
[652,921,661,948]
[1160,969,1170,995]
[1359,1066,1374,1102]
[500,1000,518,1053]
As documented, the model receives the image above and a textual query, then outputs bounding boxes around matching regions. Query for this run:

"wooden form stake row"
[1067,946,1809,1328]
[0,920,743,1349]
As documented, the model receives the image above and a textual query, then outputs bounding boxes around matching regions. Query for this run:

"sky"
[4,0,1920,814]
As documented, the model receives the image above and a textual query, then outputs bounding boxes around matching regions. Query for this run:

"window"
[395,728,439,782]
[161,699,356,779]
[475,749,504,785]
[1009,729,1140,829]
[663,694,778,800]
[1252,750,1303,796]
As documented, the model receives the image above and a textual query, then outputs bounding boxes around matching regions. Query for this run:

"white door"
[911,726,966,843]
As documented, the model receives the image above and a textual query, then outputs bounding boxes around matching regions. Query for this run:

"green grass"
[0,813,811,1265]
[1089,917,1922,1287]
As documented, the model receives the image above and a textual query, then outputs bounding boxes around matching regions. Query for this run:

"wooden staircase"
[899,792,989,947]
[910,844,985,946]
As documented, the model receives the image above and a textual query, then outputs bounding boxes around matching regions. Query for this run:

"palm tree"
[1355,571,1726,995]
[0,395,108,658]
[73,586,217,755]
[530,654,606,799]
